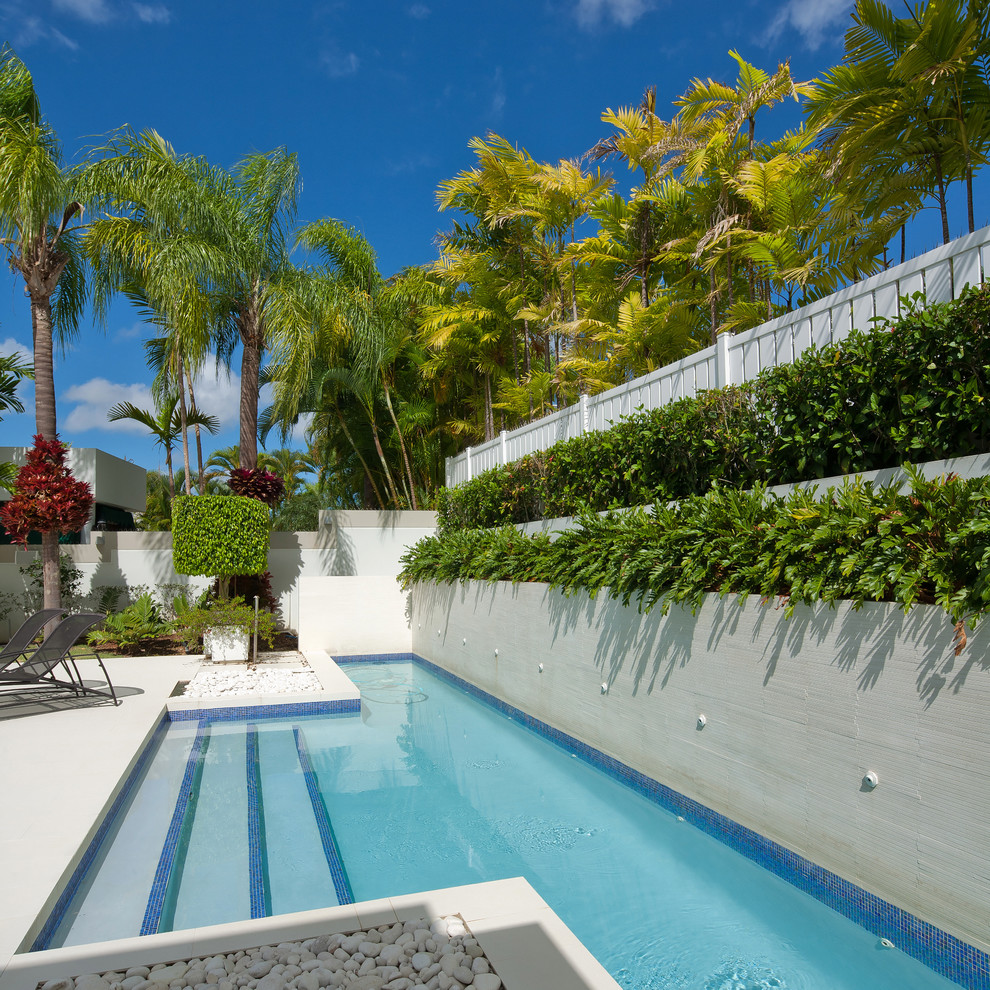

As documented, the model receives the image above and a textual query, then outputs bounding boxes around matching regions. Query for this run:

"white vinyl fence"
[446,225,990,488]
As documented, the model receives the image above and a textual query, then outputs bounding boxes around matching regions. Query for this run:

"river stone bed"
[38,917,504,990]
[183,655,322,698]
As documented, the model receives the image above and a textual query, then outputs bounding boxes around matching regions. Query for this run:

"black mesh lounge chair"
[0,612,119,706]
[0,608,67,671]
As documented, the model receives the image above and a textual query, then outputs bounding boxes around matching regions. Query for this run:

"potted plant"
[172,494,272,661]
[176,595,276,661]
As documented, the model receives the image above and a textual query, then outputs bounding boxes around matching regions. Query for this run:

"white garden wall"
[0,510,436,641]
[410,580,990,956]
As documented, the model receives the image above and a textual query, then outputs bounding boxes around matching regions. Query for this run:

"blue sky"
[0,0,979,473]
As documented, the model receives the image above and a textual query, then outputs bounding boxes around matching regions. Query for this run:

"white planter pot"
[204,626,250,663]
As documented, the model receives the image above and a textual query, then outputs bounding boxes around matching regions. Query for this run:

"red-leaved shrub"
[0,435,94,546]
[228,468,285,507]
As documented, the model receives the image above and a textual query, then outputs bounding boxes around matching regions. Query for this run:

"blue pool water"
[50,662,961,990]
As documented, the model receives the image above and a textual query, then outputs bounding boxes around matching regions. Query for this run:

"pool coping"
[165,650,361,715]
[0,878,621,990]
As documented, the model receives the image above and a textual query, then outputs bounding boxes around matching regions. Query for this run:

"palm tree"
[265,221,434,509]
[81,130,302,474]
[108,395,219,499]
[0,350,32,493]
[806,0,990,246]
[0,47,87,612]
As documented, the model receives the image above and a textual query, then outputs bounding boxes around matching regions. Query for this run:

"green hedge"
[172,495,270,577]
[403,470,990,627]
[439,286,990,530]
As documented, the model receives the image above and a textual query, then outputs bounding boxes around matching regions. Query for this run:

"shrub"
[0,435,93,545]
[172,495,270,580]
[440,286,990,529]
[229,468,285,507]
[88,593,172,651]
[174,595,276,652]
[401,469,990,635]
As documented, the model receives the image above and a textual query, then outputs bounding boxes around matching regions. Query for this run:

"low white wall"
[298,576,412,654]
[0,511,436,639]
[410,580,990,956]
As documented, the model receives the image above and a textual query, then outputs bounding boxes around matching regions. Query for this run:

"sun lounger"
[0,608,67,671]
[0,612,119,706]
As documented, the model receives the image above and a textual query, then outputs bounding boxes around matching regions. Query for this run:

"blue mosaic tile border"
[31,715,172,952]
[245,724,270,920]
[292,724,354,906]
[406,653,990,990]
[140,721,210,936]
[332,653,415,665]
[168,698,361,722]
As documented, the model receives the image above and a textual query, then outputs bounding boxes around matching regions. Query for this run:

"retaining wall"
[410,580,990,956]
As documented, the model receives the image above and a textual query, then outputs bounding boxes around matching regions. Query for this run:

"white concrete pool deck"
[0,651,620,990]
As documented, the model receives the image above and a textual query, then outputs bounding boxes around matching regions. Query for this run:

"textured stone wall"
[410,580,990,955]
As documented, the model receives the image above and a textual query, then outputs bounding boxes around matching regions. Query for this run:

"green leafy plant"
[441,286,990,530]
[174,595,276,652]
[18,552,83,614]
[88,593,173,651]
[172,495,270,594]
[403,469,990,641]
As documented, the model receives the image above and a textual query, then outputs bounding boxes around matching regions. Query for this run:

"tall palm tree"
[806,0,990,245]
[0,47,87,612]
[81,130,303,474]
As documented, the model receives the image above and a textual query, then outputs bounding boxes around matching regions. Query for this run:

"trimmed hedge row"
[439,286,990,531]
[172,495,270,577]
[403,470,990,628]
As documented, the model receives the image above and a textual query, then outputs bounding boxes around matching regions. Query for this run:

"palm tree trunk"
[334,402,384,509]
[484,373,494,441]
[709,270,719,346]
[933,153,950,244]
[176,353,193,496]
[239,318,262,471]
[185,365,206,494]
[30,293,57,440]
[166,445,176,501]
[366,409,402,507]
[966,166,975,235]
[30,291,61,612]
[381,376,419,510]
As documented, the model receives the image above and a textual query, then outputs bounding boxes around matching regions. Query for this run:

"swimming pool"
[44,660,965,989]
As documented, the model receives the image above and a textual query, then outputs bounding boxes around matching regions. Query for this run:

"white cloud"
[0,337,31,365]
[407,3,430,17]
[320,45,360,78]
[52,0,112,22]
[63,378,155,434]
[113,322,145,341]
[491,66,506,117]
[189,368,241,432]
[62,367,244,437]
[768,0,853,49]
[133,2,170,23]
[50,26,80,48]
[3,11,79,49]
[574,0,652,28]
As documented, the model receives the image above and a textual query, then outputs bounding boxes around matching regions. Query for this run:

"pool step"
[292,724,354,906]
[141,722,211,936]
[140,721,353,937]
[255,725,352,914]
